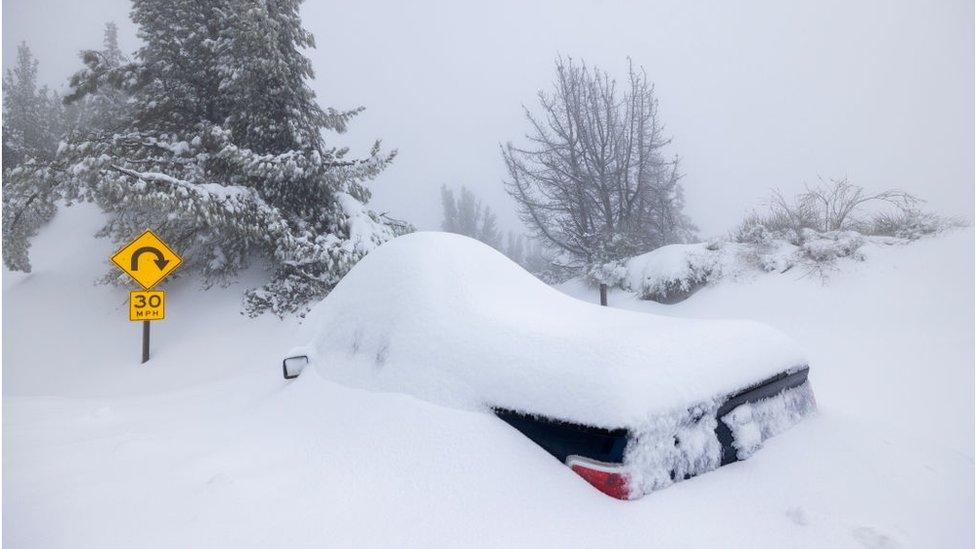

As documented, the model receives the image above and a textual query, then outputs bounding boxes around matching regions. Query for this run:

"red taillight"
[567,456,631,500]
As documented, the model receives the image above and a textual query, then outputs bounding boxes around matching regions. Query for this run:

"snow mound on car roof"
[296,232,806,428]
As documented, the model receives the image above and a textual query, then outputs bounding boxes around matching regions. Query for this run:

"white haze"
[3,0,973,236]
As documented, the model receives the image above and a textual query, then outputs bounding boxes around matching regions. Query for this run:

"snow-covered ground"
[4,203,974,548]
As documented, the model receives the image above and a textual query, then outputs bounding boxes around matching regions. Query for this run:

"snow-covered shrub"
[733,207,813,246]
[869,209,966,240]
[752,241,797,273]
[616,240,780,303]
[618,239,800,303]
[735,218,772,247]
[622,243,719,303]
[798,229,865,263]
[607,216,960,304]
[585,260,628,290]
[609,227,880,304]
[737,178,924,245]
[735,221,797,273]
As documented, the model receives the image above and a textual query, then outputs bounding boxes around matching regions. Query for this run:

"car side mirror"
[282,355,309,380]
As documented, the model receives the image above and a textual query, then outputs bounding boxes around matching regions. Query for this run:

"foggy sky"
[4,0,973,236]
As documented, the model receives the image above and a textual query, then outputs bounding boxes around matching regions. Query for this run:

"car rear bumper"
[715,366,813,466]
[494,365,815,499]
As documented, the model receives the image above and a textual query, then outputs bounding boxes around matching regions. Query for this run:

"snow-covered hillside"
[4,204,974,548]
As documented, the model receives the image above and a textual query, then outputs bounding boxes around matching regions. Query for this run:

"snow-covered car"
[282,232,816,500]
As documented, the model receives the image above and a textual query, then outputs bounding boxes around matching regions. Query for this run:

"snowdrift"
[294,232,807,429]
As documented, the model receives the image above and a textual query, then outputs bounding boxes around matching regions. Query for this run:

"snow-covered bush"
[614,181,966,300]
[619,243,725,303]
[585,261,629,290]
[617,229,870,303]
[606,216,963,304]
[735,222,797,273]
[869,208,966,240]
[736,178,932,245]
[733,205,814,246]
[798,229,865,263]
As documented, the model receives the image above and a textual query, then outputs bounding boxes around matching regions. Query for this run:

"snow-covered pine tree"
[478,207,501,249]
[505,232,524,265]
[10,0,409,315]
[2,43,69,272]
[440,185,459,233]
[1,163,60,272]
[454,186,482,239]
[2,43,60,167]
[439,184,502,250]
[73,22,131,134]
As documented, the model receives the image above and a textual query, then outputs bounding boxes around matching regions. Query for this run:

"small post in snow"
[599,283,608,306]
[142,320,151,363]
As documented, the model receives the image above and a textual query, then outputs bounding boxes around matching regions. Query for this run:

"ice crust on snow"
[297,232,807,428]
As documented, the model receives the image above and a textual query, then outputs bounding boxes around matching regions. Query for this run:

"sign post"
[111,230,182,364]
[143,320,150,363]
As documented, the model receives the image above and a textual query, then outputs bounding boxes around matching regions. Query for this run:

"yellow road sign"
[130,290,165,321]
[111,230,182,289]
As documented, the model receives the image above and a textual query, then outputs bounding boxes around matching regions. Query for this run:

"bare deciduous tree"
[502,57,694,302]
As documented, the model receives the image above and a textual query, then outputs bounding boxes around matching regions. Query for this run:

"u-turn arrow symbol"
[130,246,170,271]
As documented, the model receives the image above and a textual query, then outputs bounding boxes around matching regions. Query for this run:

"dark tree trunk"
[599,283,608,306]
